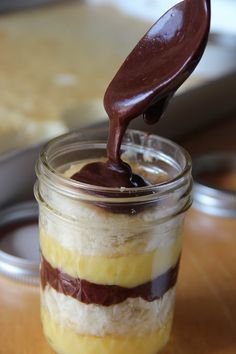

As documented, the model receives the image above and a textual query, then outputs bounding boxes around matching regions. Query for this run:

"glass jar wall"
[35,129,192,354]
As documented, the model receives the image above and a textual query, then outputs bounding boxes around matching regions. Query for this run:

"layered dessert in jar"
[35,0,210,353]
[35,130,192,354]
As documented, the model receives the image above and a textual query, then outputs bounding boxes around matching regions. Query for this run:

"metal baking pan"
[0,0,64,12]
[130,70,236,139]
[67,34,236,139]
[0,144,41,209]
[0,201,39,285]
[0,2,235,155]
[0,146,41,284]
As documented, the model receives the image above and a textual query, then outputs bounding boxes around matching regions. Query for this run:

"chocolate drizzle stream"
[41,256,180,306]
[72,0,211,189]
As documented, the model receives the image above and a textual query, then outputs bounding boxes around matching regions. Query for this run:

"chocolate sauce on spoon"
[72,0,211,188]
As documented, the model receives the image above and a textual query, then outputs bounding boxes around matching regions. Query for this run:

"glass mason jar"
[34,128,192,354]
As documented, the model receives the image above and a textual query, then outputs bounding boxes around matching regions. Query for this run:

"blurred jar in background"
[188,152,236,275]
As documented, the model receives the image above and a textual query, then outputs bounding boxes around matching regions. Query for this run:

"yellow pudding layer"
[42,307,172,354]
[40,230,181,287]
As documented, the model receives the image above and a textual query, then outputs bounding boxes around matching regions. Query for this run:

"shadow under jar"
[34,129,192,354]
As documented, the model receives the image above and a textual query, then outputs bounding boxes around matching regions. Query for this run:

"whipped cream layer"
[42,285,175,336]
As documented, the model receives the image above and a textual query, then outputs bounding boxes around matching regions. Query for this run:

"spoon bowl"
[104,0,211,123]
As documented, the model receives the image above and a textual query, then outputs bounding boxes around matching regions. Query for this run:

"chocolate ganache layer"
[41,256,180,306]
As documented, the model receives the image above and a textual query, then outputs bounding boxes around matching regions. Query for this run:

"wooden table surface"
[0,118,236,354]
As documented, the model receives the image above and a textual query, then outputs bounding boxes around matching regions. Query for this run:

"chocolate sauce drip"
[72,160,148,188]
[72,0,210,189]
[41,256,180,306]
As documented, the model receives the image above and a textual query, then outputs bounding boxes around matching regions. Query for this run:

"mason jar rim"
[36,128,192,199]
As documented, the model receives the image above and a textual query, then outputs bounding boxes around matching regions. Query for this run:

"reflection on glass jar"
[34,129,192,354]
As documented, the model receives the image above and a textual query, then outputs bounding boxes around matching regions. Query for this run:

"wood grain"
[168,210,236,354]
[0,208,235,354]
[1,107,236,352]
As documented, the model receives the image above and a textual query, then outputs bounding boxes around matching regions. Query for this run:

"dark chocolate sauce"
[72,160,148,188]
[41,255,179,306]
[72,0,211,188]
